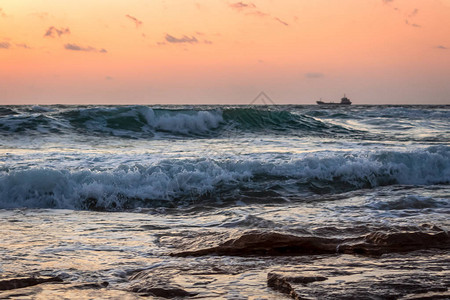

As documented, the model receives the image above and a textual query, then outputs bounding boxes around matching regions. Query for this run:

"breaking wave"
[0,105,360,138]
[1,146,448,211]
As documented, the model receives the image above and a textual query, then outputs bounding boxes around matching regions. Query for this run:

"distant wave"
[0,105,363,139]
[62,106,225,137]
[222,108,357,135]
[306,105,450,120]
[1,146,448,211]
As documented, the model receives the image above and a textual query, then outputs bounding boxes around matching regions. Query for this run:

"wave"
[368,195,450,210]
[0,105,361,139]
[306,105,450,120]
[0,107,19,116]
[222,108,357,135]
[1,146,448,211]
[62,106,224,137]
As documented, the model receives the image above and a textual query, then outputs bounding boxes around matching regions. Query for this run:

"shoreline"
[1,210,449,299]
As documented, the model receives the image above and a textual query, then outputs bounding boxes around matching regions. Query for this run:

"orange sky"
[1,0,449,104]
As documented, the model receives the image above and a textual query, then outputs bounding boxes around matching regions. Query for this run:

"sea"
[0,104,449,299]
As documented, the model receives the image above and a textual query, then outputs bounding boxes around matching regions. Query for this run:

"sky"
[1,0,449,105]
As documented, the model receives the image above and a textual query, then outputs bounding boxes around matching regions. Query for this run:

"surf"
[1,145,448,211]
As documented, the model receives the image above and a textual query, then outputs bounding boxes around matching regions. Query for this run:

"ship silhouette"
[317,95,352,105]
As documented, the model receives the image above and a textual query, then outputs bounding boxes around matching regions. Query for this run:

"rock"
[171,230,450,258]
[130,285,197,298]
[0,276,63,291]
[267,272,327,299]
[70,281,109,289]
[267,273,303,300]
[171,231,339,257]
[340,230,450,256]
[283,275,328,284]
[365,231,449,248]
[128,269,197,298]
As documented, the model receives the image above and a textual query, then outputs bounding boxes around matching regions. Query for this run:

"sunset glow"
[1,0,450,104]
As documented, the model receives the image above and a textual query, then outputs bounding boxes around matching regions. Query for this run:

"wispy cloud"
[383,2,423,28]
[405,20,421,28]
[228,1,289,26]
[125,14,142,27]
[105,76,113,80]
[436,45,447,50]
[0,41,10,49]
[0,41,31,49]
[64,43,107,53]
[408,8,419,18]
[229,2,256,11]
[165,34,198,44]
[305,72,324,79]
[246,10,269,17]
[274,17,289,27]
[64,44,94,51]
[16,43,31,49]
[0,8,6,17]
[159,33,214,46]
[403,8,421,27]
[44,26,70,38]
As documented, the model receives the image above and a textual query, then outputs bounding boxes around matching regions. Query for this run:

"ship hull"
[316,101,351,105]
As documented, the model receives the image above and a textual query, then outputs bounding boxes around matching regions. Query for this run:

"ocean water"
[0,105,449,299]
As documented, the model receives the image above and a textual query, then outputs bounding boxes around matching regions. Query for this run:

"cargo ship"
[317,95,352,105]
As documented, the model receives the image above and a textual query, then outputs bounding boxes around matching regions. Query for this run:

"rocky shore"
[170,228,450,257]
[1,228,449,299]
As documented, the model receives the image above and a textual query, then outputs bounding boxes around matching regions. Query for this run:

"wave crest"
[1,146,448,210]
[0,106,362,138]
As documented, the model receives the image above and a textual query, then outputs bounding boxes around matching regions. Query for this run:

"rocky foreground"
[170,227,449,257]
[1,228,449,299]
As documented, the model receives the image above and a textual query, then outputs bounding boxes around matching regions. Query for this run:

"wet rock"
[128,269,197,298]
[267,272,327,299]
[340,230,450,256]
[403,291,450,299]
[171,231,339,257]
[282,275,328,284]
[0,276,63,291]
[267,273,303,300]
[171,230,450,258]
[366,230,449,248]
[70,281,109,289]
[130,285,196,298]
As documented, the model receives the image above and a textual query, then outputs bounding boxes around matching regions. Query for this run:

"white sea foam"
[0,146,448,210]
[147,108,224,135]
[75,106,224,137]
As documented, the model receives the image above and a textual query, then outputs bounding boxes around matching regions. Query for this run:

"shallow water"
[0,105,449,298]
